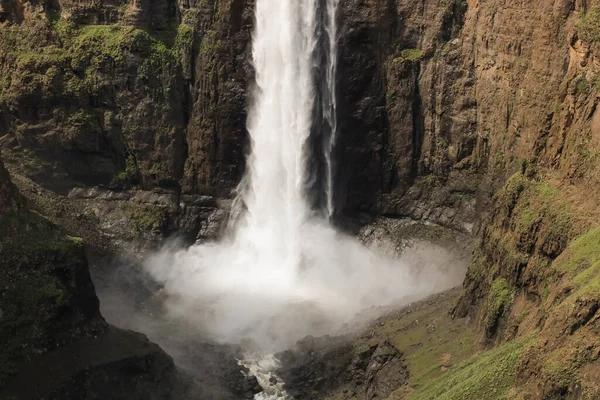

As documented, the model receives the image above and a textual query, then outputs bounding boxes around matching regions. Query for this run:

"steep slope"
[281,0,600,398]
[449,1,600,397]
[0,154,187,398]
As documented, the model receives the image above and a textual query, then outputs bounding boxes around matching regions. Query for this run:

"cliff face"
[3,0,600,397]
[0,154,186,398]
[0,0,255,246]
[0,0,596,233]
[0,0,480,238]
[335,1,600,392]
[336,0,474,231]
[334,0,600,396]
[335,0,593,230]
[0,0,253,195]
[446,0,600,397]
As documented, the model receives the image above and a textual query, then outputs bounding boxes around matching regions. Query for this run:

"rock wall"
[1,0,597,233]
[0,0,477,238]
[446,0,600,397]
[0,0,253,195]
[0,154,182,397]
[335,0,600,396]
[336,0,474,231]
[334,0,580,232]
[0,0,255,246]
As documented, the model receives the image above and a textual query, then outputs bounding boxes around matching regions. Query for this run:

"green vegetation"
[126,203,166,234]
[500,173,526,207]
[66,235,85,246]
[485,278,513,335]
[575,73,590,96]
[393,48,424,64]
[436,136,450,148]
[408,338,528,400]
[494,151,505,167]
[576,5,600,44]
[368,298,477,397]
[174,23,195,55]
[515,206,535,232]
[114,154,138,184]
[0,12,184,108]
[554,226,600,275]
[498,173,574,250]
[552,226,600,300]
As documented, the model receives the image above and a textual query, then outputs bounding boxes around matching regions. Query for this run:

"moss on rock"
[125,203,167,234]
[0,210,105,386]
[577,4,600,44]
[485,278,513,336]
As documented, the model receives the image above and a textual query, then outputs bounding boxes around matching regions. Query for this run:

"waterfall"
[144,0,453,396]
[235,0,317,276]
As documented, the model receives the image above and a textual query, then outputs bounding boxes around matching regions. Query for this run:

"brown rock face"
[333,0,591,232]
[0,0,254,197]
[332,1,476,231]
[0,0,256,244]
[180,0,254,195]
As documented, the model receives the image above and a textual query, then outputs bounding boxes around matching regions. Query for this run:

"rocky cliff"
[0,0,255,247]
[308,0,600,397]
[0,154,182,398]
[3,0,600,398]
[0,0,597,235]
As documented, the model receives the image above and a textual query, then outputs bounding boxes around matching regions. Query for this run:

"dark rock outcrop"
[0,152,21,212]
[335,0,473,230]
[278,335,408,400]
[0,155,185,398]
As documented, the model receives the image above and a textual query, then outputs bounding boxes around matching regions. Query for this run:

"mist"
[142,219,464,352]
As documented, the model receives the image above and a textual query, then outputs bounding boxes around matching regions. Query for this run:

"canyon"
[2,0,600,399]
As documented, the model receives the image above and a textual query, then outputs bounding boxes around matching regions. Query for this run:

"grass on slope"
[356,290,478,398]
[380,307,476,393]
[406,338,529,400]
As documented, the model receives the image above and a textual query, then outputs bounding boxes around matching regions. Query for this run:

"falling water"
[239,0,316,256]
[323,0,339,219]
